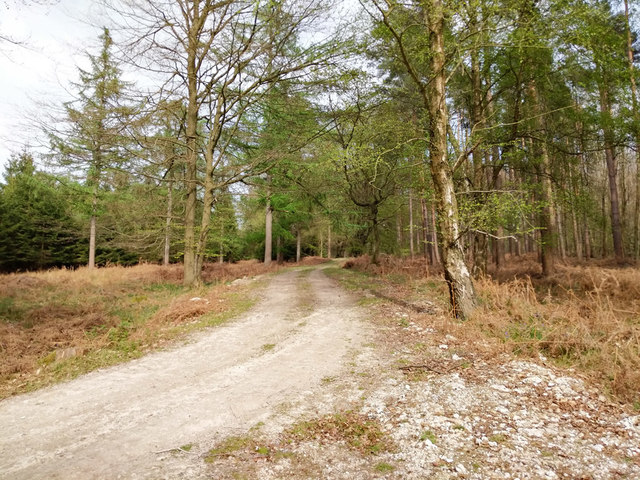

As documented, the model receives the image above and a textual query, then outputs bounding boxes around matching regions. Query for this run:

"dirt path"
[0,267,368,480]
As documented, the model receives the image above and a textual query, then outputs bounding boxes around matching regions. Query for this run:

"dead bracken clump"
[342,254,640,405]
[473,263,640,403]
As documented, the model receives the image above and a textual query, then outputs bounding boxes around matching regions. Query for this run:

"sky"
[0,0,106,171]
[0,0,361,174]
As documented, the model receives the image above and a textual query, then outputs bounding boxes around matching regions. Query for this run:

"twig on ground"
[399,363,459,375]
[153,446,196,455]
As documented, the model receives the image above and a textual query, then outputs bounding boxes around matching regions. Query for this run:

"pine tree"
[50,27,134,269]
[0,152,83,271]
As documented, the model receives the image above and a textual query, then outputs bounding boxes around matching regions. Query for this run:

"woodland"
[1,0,640,321]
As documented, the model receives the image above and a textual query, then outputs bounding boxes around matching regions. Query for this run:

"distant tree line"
[2,0,640,318]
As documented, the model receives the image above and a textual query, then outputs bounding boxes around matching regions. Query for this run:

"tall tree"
[50,28,133,269]
[569,0,629,261]
[367,0,477,318]
[624,0,640,259]
[114,0,339,285]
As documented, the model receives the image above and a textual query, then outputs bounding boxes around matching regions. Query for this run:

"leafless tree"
[108,0,342,285]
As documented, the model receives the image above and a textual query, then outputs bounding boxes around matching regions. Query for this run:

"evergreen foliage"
[0,153,84,271]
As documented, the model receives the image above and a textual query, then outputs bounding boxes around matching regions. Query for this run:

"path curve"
[0,266,366,479]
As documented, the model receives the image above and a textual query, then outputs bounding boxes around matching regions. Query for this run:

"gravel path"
[2,265,639,480]
[0,267,366,479]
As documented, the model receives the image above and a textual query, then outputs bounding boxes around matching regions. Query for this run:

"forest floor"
[0,261,639,479]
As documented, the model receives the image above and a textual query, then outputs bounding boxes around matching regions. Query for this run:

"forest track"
[0,266,367,480]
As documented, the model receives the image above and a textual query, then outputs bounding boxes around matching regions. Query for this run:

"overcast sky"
[0,0,107,171]
[0,0,362,174]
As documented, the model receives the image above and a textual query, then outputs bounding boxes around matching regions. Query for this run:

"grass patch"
[287,411,393,455]
[163,443,195,454]
[203,432,291,468]
[489,433,507,443]
[262,343,276,352]
[419,430,437,444]
[374,462,395,473]
[357,296,383,307]
[205,436,253,461]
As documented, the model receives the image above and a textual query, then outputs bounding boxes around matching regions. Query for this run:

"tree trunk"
[529,82,556,275]
[182,12,200,287]
[600,188,607,257]
[370,206,380,264]
[470,14,487,277]
[621,152,628,222]
[473,234,487,276]
[396,206,402,255]
[409,188,415,259]
[577,118,592,260]
[571,202,582,260]
[88,214,96,269]
[296,228,301,263]
[163,176,173,266]
[264,197,273,265]
[624,0,640,258]
[219,220,224,265]
[328,224,332,259]
[184,17,199,286]
[88,188,97,269]
[584,220,592,259]
[567,166,583,260]
[430,202,441,265]
[276,235,283,265]
[493,170,505,269]
[195,96,225,278]
[556,204,567,261]
[598,78,624,261]
[425,0,476,319]
[420,196,431,262]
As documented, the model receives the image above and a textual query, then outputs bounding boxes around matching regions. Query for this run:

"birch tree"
[366,0,477,318]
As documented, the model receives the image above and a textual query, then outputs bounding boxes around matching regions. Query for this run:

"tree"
[112,0,340,285]
[49,28,134,269]
[561,0,630,261]
[330,98,414,264]
[366,0,477,318]
[0,152,83,271]
[623,0,640,259]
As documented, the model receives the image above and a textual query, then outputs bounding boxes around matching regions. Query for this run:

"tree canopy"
[2,0,640,317]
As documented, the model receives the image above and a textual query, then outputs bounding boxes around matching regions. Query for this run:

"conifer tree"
[50,28,134,269]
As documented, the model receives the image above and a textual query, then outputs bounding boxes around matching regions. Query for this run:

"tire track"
[0,266,365,480]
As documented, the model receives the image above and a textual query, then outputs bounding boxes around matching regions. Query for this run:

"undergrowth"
[0,260,282,399]
[336,254,640,405]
